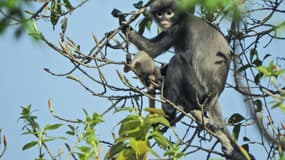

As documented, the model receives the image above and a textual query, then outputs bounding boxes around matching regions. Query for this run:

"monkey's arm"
[128,31,173,58]
[111,8,173,58]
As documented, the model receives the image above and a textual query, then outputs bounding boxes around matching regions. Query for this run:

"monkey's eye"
[165,10,174,18]
[155,11,163,18]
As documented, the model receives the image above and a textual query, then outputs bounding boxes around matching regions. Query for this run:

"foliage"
[18,103,186,160]
[0,0,32,38]
[19,103,104,160]
[104,108,183,160]
[1,0,285,159]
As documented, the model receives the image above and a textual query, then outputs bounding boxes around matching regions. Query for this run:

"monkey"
[124,51,162,108]
[112,0,247,159]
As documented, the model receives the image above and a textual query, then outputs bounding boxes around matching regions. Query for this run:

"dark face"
[149,0,182,30]
[152,9,176,29]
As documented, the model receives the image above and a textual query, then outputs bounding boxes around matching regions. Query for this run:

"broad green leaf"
[145,114,170,127]
[129,138,148,155]
[119,115,141,124]
[44,124,63,131]
[119,115,143,137]
[151,131,169,149]
[22,141,37,150]
[105,142,126,160]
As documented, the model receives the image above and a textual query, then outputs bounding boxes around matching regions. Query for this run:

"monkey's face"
[153,9,175,29]
[149,0,182,30]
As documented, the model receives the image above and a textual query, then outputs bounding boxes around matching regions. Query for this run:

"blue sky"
[0,0,284,159]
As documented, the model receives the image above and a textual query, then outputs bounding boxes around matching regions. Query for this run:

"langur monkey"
[124,51,161,108]
[112,0,247,158]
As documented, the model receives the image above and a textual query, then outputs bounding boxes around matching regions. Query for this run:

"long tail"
[208,100,251,160]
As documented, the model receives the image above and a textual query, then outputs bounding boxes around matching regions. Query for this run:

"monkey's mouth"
[160,21,171,29]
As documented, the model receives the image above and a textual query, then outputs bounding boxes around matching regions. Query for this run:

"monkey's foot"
[205,123,225,133]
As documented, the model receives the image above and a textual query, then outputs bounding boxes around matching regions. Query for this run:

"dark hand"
[111,8,130,34]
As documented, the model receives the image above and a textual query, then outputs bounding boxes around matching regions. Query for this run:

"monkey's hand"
[111,9,130,34]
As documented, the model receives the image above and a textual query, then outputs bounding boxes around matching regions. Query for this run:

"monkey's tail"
[209,101,253,160]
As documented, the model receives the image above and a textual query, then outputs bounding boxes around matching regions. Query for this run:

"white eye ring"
[156,12,163,18]
[165,11,174,18]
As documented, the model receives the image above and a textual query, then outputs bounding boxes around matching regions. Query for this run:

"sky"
[0,0,284,160]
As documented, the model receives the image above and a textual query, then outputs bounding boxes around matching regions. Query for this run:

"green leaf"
[78,146,91,153]
[145,114,170,127]
[92,112,104,125]
[232,124,241,141]
[119,115,142,137]
[22,141,38,150]
[44,124,63,131]
[43,136,67,142]
[67,124,75,130]
[65,131,75,136]
[276,69,285,76]
[105,142,126,160]
[138,16,152,34]
[129,138,148,155]
[50,0,62,28]
[151,131,169,149]
[228,113,245,124]
[63,0,74,10]
[257,66,271,76]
